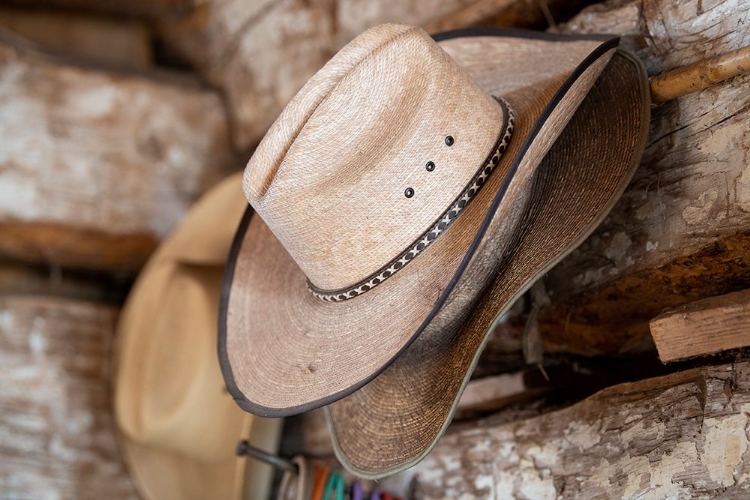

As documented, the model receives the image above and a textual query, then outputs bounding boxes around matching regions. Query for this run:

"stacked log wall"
[480,0,750,367]
[0,37,236,274]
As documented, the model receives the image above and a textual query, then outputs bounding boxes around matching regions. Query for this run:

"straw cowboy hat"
[113,173,282,499]
[219,23,648,472]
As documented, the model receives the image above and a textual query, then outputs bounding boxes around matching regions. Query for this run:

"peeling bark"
[410,358,750,499]
[0,296,138,499]
[478,0,750,367]
[0,260,130,304]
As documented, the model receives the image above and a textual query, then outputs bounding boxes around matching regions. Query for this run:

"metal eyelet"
[445,135,454,146]
[404,187,414,198]
[426,161,435,172]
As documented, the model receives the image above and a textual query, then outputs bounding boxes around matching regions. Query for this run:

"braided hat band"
[309,97,515,302]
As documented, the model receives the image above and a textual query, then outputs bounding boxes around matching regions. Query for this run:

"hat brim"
[113,174,282,499]
[325,48,650,477]
[219,30,625,416]
[117,415,282,500]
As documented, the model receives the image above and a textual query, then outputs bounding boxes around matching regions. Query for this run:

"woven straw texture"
[221,28,618,416]
[326,49,650,478]
[243,25,504,291]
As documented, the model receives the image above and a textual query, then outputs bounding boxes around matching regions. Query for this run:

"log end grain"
[651,288,750,362]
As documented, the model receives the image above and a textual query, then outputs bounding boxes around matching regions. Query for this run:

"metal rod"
[235,440,297,473]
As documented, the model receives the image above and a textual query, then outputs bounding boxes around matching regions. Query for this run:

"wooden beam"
[0,8,153,68]
[0,295,138,499]
[650,289,750,362]
[159,0,337,151]
[422,0,597,33]
[408,359,750,498]
[0,0,193,19]
[0,34,236,274]
[0,259,129,304]
[456,371,537,418]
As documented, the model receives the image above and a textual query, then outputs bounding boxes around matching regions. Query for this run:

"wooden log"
[650,289,750,362]
[445,0,600,32]
[159,0,596,151]
[408,358,750,498]
[456,371,536,417]
[474,0,750,370]
[0,8,153,68]
[0,0,193,19]
[454,359,672,420]
[0,34,237,274]
[159,0,338,151]
[0,295,138,499]
[340,0,596,43]
[0,260,130,304]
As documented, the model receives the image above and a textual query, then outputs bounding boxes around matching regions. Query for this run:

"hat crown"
[244,24,505,292]
[117,265,244,462]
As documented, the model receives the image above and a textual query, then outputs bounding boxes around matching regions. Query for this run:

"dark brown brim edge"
[431,27,615,44]
[218,29,621,418]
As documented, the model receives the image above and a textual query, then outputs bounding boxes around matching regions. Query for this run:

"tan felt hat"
[219,25,644,417]
[325,39,650,478]
[113,173,283,500]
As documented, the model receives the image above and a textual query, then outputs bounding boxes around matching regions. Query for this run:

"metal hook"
[235,440,297,473]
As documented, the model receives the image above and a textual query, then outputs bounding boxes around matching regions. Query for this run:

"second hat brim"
[325,48,650,478]
[220,30,624,416]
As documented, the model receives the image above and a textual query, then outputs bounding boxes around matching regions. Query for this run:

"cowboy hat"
[218,25,647,424]
[324,30,650,477]
[113,173,283,499]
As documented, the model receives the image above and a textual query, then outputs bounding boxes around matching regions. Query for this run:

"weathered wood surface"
[0,295,138,499]
[651,289,750,362]
[456,371,538,418]
[0,36,237,274]
[407,358,750,499]
[0,260,130,304]
[0,0,193,18]
[0,8,152,68]
[159,0,337,151]
[477,0,750,368]
[340,0,596,43]
[159,0,596,151]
